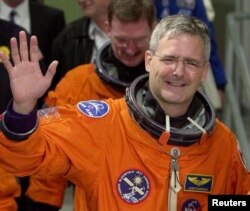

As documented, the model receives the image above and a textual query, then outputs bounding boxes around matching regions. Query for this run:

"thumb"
[45,60,58,81]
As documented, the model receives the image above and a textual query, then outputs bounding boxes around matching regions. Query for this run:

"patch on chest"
[182,199,202,211]
[184,174,213,193]
[117,169,150,204]
[77,100,109,118]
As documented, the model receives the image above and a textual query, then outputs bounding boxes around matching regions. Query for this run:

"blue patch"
[77,100,109,118]
[117,169,150,204]
[184,174,213,193]
[182,199,202,211]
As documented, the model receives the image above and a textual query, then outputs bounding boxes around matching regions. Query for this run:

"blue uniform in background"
[153,0,227,89]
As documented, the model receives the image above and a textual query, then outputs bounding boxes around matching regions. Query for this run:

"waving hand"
[0,31,58,114]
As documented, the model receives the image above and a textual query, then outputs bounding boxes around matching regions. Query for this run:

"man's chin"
[161,91,183,103]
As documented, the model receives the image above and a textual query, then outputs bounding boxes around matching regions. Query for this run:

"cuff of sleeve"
[0,101,38,141]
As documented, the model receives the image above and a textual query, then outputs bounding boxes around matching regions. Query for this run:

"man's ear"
[145,50,153,73]
[201,62,210,82]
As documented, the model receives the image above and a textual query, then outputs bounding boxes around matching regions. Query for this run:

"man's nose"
[125,40,137,55]
[173,59,185,76]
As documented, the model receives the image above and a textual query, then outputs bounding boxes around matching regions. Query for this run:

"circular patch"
[182,199,202,211]
[117,169,150,204]
[77,100,109,118]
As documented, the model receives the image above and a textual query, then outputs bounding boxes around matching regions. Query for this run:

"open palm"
[0,31,58,113]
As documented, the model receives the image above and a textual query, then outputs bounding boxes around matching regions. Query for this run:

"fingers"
[45,60,58,81]
[19,31,29,61]
[10,37,21,64]
[10,31,40,64]
[30,35,40,63]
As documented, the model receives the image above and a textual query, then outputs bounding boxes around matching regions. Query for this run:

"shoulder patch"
[77,100,109,118]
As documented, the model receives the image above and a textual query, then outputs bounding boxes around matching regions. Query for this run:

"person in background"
[152,0,227,108]
[0,0,65,66]
[26,0,156,210]
[0,14,249,211]
[50,0,110,90]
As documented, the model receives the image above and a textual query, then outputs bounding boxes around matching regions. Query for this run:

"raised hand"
[0,31,58,114]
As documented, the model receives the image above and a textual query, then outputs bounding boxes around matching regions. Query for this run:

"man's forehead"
[110,17,151,35]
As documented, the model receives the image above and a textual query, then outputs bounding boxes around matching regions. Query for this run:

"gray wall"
[211,0,250,68]
[211,0,235,64]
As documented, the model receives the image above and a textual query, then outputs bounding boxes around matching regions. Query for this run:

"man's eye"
[186,60,200,67]
[117,38,126,43]
[162,58,175,63]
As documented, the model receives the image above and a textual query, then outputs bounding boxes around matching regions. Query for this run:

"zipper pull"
[170,147,181,192]
[168,147,182,211]
[171,158,179,188]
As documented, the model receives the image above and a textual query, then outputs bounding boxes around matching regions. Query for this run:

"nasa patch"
[117,169,150,204]
[182,199,202,211]
[77,100,109,118]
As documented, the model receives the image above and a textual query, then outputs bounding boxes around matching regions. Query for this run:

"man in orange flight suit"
[0,14,250,211]
[26,0,156,210]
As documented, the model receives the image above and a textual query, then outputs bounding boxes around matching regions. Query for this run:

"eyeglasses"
[153,54,205,72]
[112,36,149,48]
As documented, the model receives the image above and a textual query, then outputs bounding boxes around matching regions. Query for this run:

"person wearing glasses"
[152,0,227,91]
[152,0,226,110]
[45,1,154,106]
[0,14,249,211]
